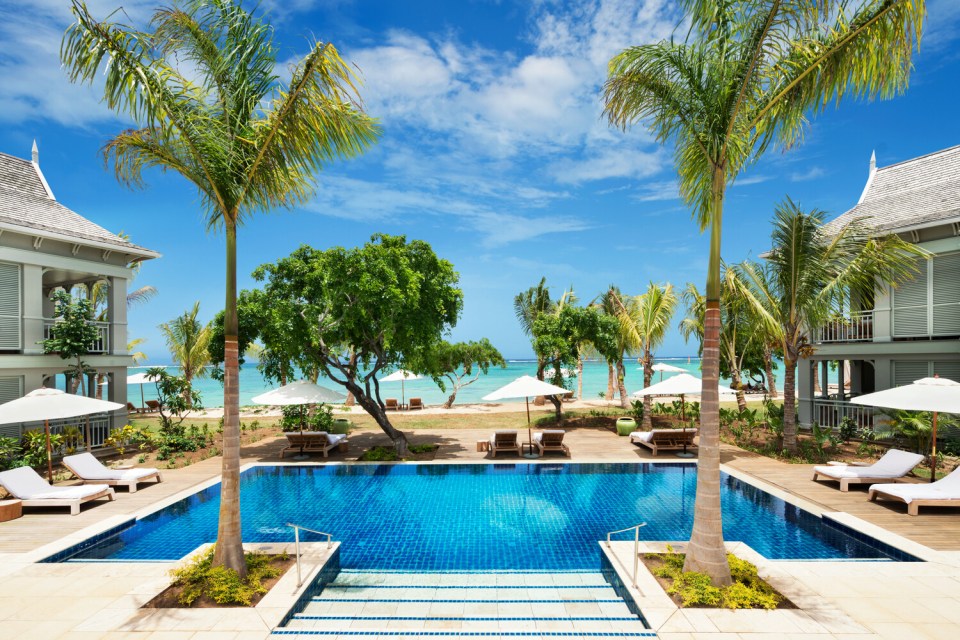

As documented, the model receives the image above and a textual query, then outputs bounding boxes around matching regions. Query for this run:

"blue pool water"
[54,463,912,567]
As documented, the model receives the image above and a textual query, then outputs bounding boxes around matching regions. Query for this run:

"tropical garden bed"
[641,550,794,610]
[144,549,295,609]
[358,443,439,461]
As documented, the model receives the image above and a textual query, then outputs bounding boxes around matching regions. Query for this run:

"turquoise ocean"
[125,358,719,409]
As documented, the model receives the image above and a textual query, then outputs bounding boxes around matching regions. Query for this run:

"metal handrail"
[605,522,646,588]
[286,522,333,588]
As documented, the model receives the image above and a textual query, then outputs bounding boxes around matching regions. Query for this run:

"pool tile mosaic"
[52,463,917,566]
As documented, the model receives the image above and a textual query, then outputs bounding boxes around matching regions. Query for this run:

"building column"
[105,369,129,430]
[108,276,128,356]
[21,265,45,354]
[838,359,846,402]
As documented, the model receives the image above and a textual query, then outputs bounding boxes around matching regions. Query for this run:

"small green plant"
[408,443,439,454]
[358,446,400,462]
[649,548,781,610]
[170,548,281,606]
[629,399,645,423]
[0,436,22,471]
[21,429,62,468]
[838,416,858,443]
[137,454,147,464]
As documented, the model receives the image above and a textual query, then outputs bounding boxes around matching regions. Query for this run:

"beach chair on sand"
[812,449,925,492]
[488,430,521,458]
[408,397,424,410]
[126,402,143,414]
[868,466,960,515]
[629,428,698,456]
[533,429,570,457]
[144,400,161,413]
[281,432,349,458]
[0,466,114,515]
[385,398,399,411]
[62,453,163,493]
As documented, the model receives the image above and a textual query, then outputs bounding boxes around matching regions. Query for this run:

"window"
[893,252,960,337]
[0,262,21,350]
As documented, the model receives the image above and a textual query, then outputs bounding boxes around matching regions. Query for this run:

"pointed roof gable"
[0,150,158,260]
[824,145,960,236]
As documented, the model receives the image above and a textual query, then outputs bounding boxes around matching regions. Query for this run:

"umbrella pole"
[44,419,53,483]
[526,396,532,447]
[140,385,145,411]
[930,411,939,483]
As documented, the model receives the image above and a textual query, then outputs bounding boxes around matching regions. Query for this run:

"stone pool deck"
[0,424,958,639]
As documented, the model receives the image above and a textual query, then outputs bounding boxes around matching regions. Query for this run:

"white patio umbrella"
[632,373,736,457]
[253,381,345,458]
[482,375,570,457]
[126,372,160,410]
[0,388,124,482]
[380,369,422,408]
[645,362,687,381]
[850,376,960,483]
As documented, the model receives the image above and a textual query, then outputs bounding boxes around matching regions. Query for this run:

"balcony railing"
[814,311,874,344]
[0,413,114,451]
[812,398,874,430]
[43,319,110,354]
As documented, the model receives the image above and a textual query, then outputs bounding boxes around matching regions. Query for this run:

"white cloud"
[790,166,825,182]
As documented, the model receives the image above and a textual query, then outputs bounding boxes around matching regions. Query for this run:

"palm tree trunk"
[683,171,731,586]
[577,356,583,400]
[606,362,615,400]
[617,358,629,409]
[642,352,653,429]
[763,344,778,399]
[213,221,246,578]
[782,344,799,454]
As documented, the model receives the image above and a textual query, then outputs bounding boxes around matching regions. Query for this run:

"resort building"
[799,144,960,430]
[0,143,159,445]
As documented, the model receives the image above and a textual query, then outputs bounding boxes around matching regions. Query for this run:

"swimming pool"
[49,463,917,566]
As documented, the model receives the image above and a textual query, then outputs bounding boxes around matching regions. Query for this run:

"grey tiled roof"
[824,145,960,235]
[0,151,155,256]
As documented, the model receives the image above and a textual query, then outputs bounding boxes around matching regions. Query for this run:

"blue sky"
[2,0,959,363]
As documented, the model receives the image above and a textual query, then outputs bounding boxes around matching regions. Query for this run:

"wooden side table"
[0,499,22,522]
[476,440,489,453]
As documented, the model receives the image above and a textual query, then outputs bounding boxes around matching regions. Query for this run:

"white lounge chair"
[812,449,925,492]
[0,466,115,515]
[62,453,163,493]
[488,430,521,458]
[869,466,960,516]
[533,430,570,456]
[629,428,698,456]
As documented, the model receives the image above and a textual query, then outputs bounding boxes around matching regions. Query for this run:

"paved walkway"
[0,421,958,639]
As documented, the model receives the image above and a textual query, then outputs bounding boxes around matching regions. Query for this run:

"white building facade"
[0,144,159,447]
[799,146,960,432]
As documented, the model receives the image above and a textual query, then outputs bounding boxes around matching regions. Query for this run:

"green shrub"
[668,571,723,607]
[408,443,439,454]
[170,549,281,606]
[359,446,399,462]
[650,551,781,610]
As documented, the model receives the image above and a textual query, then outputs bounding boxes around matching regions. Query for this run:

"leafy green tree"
[41,289,100,396]
[159,302,212,408]
[247,235,462,454]
[431,340,506,408]
[595,286,633,407]
[612,283,678,427]
[532,305,619,420]
[603,0,924,584]
[62,0,379,575]
[146,367,203,435]
[736,199,923,453]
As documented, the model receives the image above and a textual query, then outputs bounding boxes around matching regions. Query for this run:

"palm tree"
[613,283,678,428]
[736,199,923,453]
[159,301,213,407]
[595,286,632,406]
[602,0,924,583]
[62,0,379,575]
[514,278,559,379]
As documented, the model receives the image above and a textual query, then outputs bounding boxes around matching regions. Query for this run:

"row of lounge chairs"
[126,401,161,414]
[813,448,960,515]
[385,398,424,411]
[487,430,570,457]
[0,453,162,515]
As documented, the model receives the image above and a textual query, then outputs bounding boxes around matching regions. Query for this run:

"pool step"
[276,571,654,638]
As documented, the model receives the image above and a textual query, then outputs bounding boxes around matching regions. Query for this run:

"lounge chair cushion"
[0,466,109,500]
[870,466,960,503]
[489,430,518,446]
[533,430,564,443]
[814,449,924,480]
[63,453,159,482]
[629,429,688,444]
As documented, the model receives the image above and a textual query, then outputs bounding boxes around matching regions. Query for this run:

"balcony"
[812,398,874,430]
[42,319,111,354]
[814,310,874,344]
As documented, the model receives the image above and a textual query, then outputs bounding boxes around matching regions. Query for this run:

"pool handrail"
[605,522,646,589]
[286,522,333,587]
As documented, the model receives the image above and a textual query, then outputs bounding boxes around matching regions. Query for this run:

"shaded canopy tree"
[736,199,923,453]
[247,235,462,454]
[62,0,379,575]
[595,286,633,407]
[532,305,619,420]
[603,0,924,583]
[430,339,506,408]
